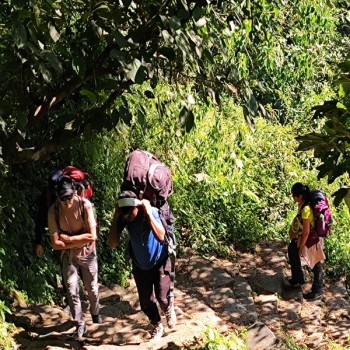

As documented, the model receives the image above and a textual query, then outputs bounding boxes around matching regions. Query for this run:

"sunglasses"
[60,194,73,202]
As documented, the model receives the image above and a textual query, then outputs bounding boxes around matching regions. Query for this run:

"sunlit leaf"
[126,59,141,82]
[48,23,60,42]
[195,17,206,27]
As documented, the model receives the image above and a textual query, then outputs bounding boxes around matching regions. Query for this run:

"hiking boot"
[73,325,88,339]
[150,322,164,340]
[165,303,177,329]
[91,313,102,324]
[303,292,322,301]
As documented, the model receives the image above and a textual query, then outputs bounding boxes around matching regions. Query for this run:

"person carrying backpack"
[48,176,101,339]
[108,190,176,341]
[34,166,94,257]
[288,182,326,301]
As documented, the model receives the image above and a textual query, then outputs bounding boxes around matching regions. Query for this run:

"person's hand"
[59,234,71,243]
[141,199,152,216]
[35,244,43,257]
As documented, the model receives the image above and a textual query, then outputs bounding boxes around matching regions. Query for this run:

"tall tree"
[0,0,345,165]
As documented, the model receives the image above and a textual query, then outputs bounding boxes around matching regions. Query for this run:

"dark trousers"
[311,261,323,293]
[132,257,172,325]
[288,239,305,283]
[288,239,324,293]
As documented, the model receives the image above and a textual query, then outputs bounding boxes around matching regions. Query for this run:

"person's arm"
[59,199,97,244]
[107,204,124,248]
[141,199,165,242]
[289,216,299,240]
[298,218,310,253]
[51,231,86,250]
[59,227,97,244]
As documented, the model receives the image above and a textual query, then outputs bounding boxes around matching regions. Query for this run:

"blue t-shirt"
[127,207,168,270]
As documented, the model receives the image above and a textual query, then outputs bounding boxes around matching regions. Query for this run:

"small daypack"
[300,190,333,238]
[63,166,93,200]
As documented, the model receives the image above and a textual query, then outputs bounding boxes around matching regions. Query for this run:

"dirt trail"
[8,239,350,349]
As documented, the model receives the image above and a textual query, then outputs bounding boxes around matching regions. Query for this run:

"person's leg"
[154,257,176,328]
[79,253,100,320]
[132,262,161,325]
[288,239,305,284]
[311,261,323,294]
[62,255,84,329]
[154,257,172,312]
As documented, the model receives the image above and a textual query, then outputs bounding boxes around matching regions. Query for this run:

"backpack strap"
[54,200,61,234]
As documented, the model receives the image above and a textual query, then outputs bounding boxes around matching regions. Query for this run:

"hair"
[118,190,138,215]
[57,175,75,192]
[291,182,311,201]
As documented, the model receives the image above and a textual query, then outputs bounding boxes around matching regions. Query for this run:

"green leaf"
[113,30,128,48]
[80,89,97,100]
[72,56,86,78]
[161,30,174,44]
[126,59,141,82]
[192,7,203,21]
[242,87,258,117]
[16,112,28,131]
[13,21,27,48]
[119,105,133,124]
[41,50,62,74]
[179,105,188,126]
[339,82,350,97]
[39,63,52,83]
[144,90,155,98]
[169,16,181,30]
[137,108,146,128]
[48,23,60,42]
[185,110,195,132]
[179,0,188,11]
[195,17,206,27]
[135,65,147,84]
[158,47,176,60]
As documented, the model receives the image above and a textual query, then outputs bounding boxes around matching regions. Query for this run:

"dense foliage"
[1,0,350,348]
[0,0,347,165]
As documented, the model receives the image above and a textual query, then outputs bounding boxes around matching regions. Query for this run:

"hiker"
[48,175,101,339]
[288,182,325,301]
[108,190,176,340]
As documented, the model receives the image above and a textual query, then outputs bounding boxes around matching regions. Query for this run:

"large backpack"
[63,166,93,200]
[121,149,173,205]
[301,190,333,238]
[120,149,176,245]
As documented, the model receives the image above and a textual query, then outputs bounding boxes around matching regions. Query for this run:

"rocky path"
[8,239,350,349]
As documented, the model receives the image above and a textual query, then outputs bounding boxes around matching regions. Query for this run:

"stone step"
[7,239,350,349]
[10,280,228,349]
